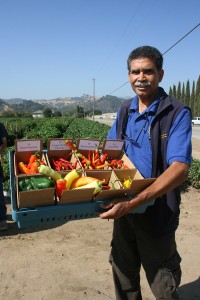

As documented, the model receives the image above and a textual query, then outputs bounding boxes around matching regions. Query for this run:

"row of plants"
[1,117,200,192]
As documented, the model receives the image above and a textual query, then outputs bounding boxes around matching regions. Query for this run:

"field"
[0,119,199,300]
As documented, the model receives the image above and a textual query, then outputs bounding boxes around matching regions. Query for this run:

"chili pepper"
[94,148,100,161]
[76,153,90,163]
[102,185,111,190]
[88,150,91,162]
[30,176,54,189]
[52,159,61,171]
[56,178,66,198]
[59,158,74,170]
[18,162,30,174]
[38,165,61,181]
[95,163,111,169]
[100,153,108,164]
[123,177,132,188]
[27,151,40,168]
[123,165,129,169]
[29,161,40,174]
[65,139,77,151]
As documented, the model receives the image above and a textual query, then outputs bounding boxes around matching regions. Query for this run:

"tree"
[190,81,195,117]
[172,85,176,98]
[184,80,190,106]
[168,86,173,96]
[176,82,181,100]
[181,82,185,103]
[43,108,53,118]
[54,111,62,117]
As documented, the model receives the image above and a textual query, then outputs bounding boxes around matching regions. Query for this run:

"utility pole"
[93,78,95,121]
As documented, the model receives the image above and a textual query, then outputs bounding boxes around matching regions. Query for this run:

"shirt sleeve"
[107,116,119,139]
[167,107,192,166]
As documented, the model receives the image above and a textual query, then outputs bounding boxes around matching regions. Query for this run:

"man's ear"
[159,69,164,82]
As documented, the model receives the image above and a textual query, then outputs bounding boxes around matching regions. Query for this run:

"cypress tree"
[194,76,200,116]
[184,80,190,106]
[172,85,176,98]
[190,81,195,117]
[181,82,185,103]
[169,86,173,96]
[176,82,181,100]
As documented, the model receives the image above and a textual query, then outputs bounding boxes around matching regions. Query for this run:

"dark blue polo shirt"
[107,95,192,178]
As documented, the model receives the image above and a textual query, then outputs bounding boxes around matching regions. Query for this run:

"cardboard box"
[57,171,94,204]
[85,170,130,201]
[75,138,101,158]
[14,139,46,176]
[57,170,124,204]
[58,188,95,205]
[101,139,136,169]
[16,174,56,209]
[113,169,156,197]
[75,138,135,171]
[46,138,82,173]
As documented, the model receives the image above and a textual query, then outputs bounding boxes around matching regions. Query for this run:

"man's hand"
[99,198,134,219]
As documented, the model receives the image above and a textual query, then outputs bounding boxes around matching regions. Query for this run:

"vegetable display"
[65,140,129,170]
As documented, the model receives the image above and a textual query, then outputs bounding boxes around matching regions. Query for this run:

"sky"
[0,0,200,100]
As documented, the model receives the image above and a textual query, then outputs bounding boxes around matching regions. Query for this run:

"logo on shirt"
[160,133,167,138]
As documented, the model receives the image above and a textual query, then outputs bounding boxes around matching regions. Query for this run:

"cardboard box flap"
[17,188,55,209]
[94,188,130,201]
[113,168,143,181]
[129,178,156,197]
[76,138,101,157]
[58,188,94,204]
[101,139,125,159]
[14,139,42,163]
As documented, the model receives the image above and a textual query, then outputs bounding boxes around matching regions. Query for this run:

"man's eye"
[130,70,139,75]
[144,69,154,75]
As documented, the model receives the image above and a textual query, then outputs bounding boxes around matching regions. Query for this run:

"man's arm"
[100,161,189,219]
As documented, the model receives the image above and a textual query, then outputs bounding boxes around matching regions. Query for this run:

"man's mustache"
[134,81,151,87]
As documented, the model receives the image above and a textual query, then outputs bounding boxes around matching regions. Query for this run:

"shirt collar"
[130,95,160,115]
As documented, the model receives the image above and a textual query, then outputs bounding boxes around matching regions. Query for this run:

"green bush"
[188,158,200,189]
[1,117,199,193]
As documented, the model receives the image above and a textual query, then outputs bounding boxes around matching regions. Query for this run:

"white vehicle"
[191,117,200,125]
[111,115,116,119]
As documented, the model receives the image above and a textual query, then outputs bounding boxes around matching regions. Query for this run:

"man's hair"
[127,46,163,72]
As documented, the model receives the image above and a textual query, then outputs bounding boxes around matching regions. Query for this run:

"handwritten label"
[49,140,69,151]
[78,139,100,150]
[16,140,41,152]
[104,140,124,151]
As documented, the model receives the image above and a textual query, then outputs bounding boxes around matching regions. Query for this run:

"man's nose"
[138,71,145,81]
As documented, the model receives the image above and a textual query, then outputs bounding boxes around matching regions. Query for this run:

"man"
[0,122,8,231]
[100,46,192,299]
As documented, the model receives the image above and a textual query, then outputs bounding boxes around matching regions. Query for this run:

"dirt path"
[0,138,199,300]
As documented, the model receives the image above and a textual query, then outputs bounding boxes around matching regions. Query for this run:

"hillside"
[3,94,129,114]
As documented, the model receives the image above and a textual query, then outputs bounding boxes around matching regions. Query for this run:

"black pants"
[109,214,181,300]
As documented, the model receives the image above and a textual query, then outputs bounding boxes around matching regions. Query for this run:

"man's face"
[128,57,164,101]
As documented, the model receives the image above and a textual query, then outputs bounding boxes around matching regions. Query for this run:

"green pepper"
[30,176,54,189]
[19,178,33,191]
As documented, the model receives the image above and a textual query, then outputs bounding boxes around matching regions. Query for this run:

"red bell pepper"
[56,178,66,198]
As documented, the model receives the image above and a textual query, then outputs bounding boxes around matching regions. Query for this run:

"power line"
[162,22,200,55]
[108,21,200,95]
